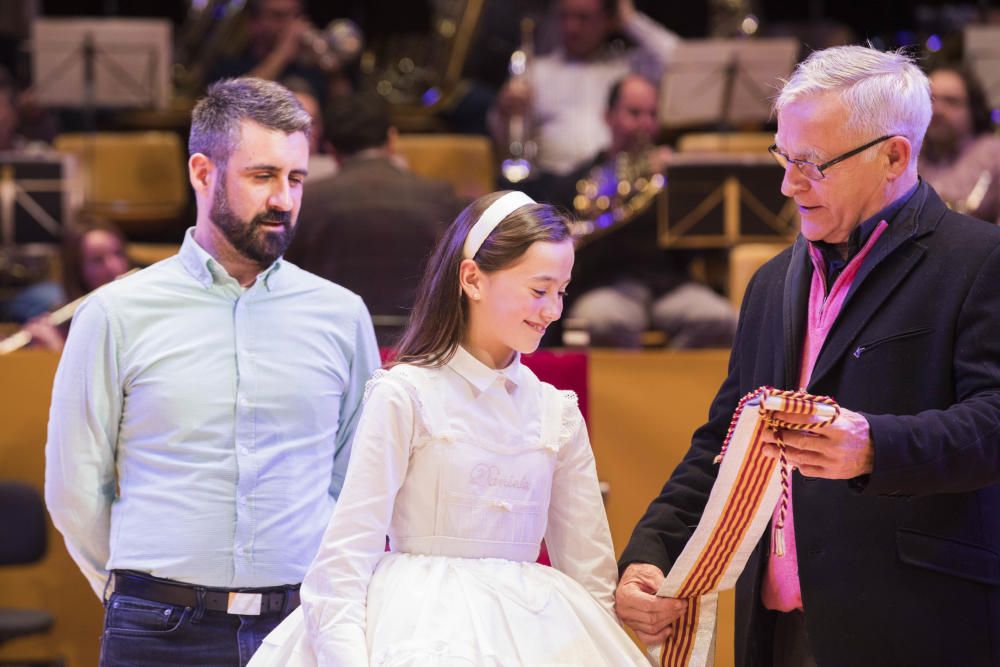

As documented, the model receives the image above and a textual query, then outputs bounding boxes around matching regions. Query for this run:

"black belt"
[111,570,300,616]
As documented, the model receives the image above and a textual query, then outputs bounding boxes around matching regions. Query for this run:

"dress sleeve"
[543,391,619,616]
[301,372,416,666]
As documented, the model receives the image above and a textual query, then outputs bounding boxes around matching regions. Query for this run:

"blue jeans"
[99,586,295,667]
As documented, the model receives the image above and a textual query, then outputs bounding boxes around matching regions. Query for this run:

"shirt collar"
[447,345,523,395]
[810,180,919,267]
[178,227,283,291]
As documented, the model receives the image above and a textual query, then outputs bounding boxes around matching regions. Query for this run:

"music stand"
[659,38,799,129]
[0,153,80,289]
[659,153,799,248]
[964,26,1000,110]
[31,18,172,113]
[0,153,79,249]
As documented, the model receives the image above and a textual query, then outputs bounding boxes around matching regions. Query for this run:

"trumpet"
[298,19,364,73]
[0,268,138,355]
[950,169,992,216]
[500,18,537,184]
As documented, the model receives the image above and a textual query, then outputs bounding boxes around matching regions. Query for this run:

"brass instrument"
[174,3,362,94]
[571,144,665,245]
[364,0,485,132]
[500,18,537,184]
[0,268,138,355]
[298,19,364,73]
[174,0,247,97]
[951,169,992,216]
[709,0,759,37]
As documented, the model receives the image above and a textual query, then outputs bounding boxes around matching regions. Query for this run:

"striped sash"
[649,387,839,667]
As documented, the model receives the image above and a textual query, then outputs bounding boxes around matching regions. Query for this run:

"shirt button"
[241,447,250,456]
[239,496,248,506]
[236,546,246,555]
[240,397,249,407]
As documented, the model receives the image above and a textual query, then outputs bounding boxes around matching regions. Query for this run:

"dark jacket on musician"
[620,180,1000,666]
[286,154,461,344]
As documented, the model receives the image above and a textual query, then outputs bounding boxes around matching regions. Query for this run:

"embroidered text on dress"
[469,463,530,490]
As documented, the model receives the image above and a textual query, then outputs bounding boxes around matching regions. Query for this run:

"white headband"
[462,191,535,260]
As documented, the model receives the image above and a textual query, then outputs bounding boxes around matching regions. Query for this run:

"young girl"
[250,191,648,665]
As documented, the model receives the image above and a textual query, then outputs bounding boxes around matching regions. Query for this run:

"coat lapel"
[782,236,812,389]
[807,182,943,389]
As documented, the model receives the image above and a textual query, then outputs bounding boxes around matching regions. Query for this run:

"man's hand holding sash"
[648,387,839,667]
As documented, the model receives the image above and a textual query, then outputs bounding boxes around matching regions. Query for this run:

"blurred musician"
[919,64,1000,225]
[11,217,130,353]
[282,75,338,182]
[207,0,351,104]
[556,74,737,348]
[489,0,679,178]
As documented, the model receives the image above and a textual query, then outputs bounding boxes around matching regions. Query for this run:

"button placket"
[232,292,257,581]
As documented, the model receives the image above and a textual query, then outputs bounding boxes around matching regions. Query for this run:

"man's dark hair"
[245,0,303,17]
[606,73,657,112]
[930,64,993,136]
[323,92,391,156]
[280,75,319,101]
[0,65,16,106]
[188,77,312,166]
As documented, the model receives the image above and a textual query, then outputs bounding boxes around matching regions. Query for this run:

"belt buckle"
[227,591,262,616]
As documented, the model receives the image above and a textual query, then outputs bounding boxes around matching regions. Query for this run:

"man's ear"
[884,136,912,180]
[188,153,215,194]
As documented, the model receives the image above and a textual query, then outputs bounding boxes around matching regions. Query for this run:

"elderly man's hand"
[760,406,874,479]
[615,563,687,646]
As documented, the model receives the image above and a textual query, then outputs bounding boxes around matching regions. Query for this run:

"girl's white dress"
[249,347,648,666]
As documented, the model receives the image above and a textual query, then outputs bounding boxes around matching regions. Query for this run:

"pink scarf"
[762,221,888,611]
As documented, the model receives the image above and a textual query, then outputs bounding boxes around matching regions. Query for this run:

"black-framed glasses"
[768,134,895,181]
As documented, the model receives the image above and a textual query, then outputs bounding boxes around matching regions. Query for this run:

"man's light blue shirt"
[45,229,381,596]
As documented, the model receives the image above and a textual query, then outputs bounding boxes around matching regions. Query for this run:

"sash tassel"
[650,387,839,667]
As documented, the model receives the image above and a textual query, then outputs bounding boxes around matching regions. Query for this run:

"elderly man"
[919,64,1000,224]
[45,78,380,666]
[615,46,1000,666]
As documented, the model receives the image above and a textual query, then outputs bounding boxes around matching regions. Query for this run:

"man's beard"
[923,116,961,163]
[210,178,295,267]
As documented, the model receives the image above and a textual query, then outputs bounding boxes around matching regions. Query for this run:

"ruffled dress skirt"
[249,552,650,666]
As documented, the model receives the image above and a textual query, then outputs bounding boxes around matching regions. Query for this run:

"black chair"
[0,481,61,667]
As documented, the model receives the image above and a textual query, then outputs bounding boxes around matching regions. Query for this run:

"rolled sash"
[649,387,839,667]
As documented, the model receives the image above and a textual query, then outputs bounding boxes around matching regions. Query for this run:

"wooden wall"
[0,351,104,666]
[588,350,734,667]
[0,349,734,666]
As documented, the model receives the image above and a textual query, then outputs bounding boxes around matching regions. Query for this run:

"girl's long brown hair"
[392,191,571,368]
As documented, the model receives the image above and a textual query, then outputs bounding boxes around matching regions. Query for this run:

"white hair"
[774,45,931,168]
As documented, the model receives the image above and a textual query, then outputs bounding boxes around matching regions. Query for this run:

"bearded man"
[45,77,380,667]
[919,64,1000,225]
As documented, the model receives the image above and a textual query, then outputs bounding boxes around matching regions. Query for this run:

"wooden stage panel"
[1,348,738,666]
[0,351,103,667]
[589,349,735,667]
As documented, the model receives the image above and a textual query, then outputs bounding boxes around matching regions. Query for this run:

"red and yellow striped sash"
[651,387,839,667]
